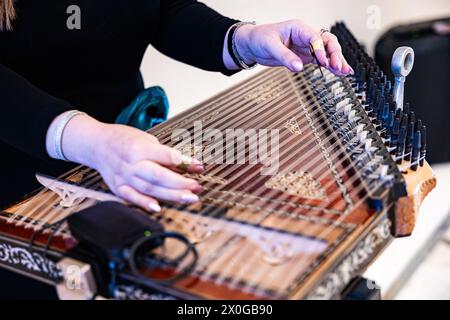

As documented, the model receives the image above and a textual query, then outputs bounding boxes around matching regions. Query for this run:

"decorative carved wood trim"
[0,239,62,281]
[306,217,391,299]
[394,161,436,237]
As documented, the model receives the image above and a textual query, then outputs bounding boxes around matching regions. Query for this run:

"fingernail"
[191,183,203,193]
[191,164,205,172]
[291,60,303,72]
[148,203,161,212]
[181,193,199,203]
[349,67,355,75]
[181,155,201,165]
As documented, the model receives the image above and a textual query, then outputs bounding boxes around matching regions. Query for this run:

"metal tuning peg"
[391,47,415,110]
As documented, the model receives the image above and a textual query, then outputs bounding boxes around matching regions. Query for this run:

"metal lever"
[391,46,415,110]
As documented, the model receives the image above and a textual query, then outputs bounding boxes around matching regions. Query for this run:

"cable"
[126,231,198,286]
[27,219,67,281]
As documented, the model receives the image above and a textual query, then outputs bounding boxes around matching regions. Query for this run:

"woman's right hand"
[59,114,203,212]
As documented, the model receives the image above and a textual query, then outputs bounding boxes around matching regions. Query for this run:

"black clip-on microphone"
[66,201,198,297]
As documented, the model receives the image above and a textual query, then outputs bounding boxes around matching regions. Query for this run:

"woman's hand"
[224,20,353,76]
[59,114,203,212]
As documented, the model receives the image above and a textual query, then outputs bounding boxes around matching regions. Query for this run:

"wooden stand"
[394,161,437,237]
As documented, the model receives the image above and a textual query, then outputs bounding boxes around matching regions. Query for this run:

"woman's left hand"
[226,20,353,76]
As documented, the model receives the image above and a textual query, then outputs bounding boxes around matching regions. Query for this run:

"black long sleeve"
[0,0,237,161]
[152,0,239,73]
[0,0,239,206]
[0,63,72,160]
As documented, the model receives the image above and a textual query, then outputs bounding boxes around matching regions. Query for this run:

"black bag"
[375,17,450,164]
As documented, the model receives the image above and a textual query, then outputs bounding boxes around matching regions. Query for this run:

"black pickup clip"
[66,201,198,296]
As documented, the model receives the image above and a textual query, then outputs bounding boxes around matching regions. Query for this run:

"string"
[153,66,323,144]
[174,71,368,214]
[11,66,334,228]
[199,68,382,215]
[16,67,334,225]
[165,72,356,284]
[7,68,289,226]
[6,66,400,298]
[129,67,394,296]
[171,67,396,292]
[19,68,370,280]
[197,71,372,199]
[50,69,370,240]
[203,70,398,294]
[151,67,289,140]
[161,70,362,193]
[29,172,103,230]
[7,165,87,223]
[14,167,98,228]
[1,67,356,298]
[52,70,356,248]
[13,69,324,230]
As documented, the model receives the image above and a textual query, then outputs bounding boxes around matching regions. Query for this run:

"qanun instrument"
[0,23,436,300]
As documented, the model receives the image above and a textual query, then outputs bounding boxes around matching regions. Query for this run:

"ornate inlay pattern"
[115,285,176,300]
[184,173,227,185]
[175,143,205,160]
[244,81,283,104]
[265,171,327,200]
[284,117,302,135]
[0,242,62,280]
[307,218,391,300]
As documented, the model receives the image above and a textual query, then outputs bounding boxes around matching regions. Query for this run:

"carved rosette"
[265,171,327,200]
[284,117,302,136]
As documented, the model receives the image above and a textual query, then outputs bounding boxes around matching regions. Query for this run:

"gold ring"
[311,39,324,51]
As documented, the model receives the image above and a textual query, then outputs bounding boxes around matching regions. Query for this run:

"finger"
[146,134,160,145]
[131,177,200,204]
[265,38,304,72]
[330,51,343,74]
[322,32,343,73]
[309,37,328,68]
[168,164,204,175]
[134,160,202,192]
[340,55,354,75]
[116,184,161,212]
[288,21,328,67]
[291,49,314,64]
[142,143,204,172]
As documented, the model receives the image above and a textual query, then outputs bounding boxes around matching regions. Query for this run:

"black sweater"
[0,0,237,206]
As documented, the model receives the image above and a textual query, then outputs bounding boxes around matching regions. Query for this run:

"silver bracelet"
[231,21,257,70]
[54,110,86,161]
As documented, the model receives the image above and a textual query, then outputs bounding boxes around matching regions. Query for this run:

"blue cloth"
[115,86,169,131]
